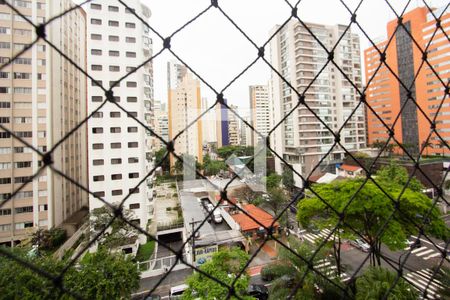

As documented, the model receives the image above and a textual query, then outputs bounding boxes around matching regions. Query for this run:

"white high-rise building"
[154,100,168,150]
[86,1,154,231]
[269,21,365,186]
[201,97,217,144]
[249,85,270,146]
[228,104,241,146]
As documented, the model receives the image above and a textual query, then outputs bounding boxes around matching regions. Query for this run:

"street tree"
[182,248,253,300]
[202,154,227,176]
[264,187,288,218]
[89,206,139,249]
[155,148,170,172]
[298,171,448,266]
[173,154,202,176]
[263,173,282,190]
[282,168,295,192]
[355,267,417,300]
[374,161,423,192]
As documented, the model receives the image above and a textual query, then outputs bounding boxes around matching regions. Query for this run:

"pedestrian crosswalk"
[314,258,351,283]
[404,269,444,299]
[300,228,333,244]
[404,240,444,260]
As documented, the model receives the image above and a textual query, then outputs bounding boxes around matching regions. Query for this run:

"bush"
[261,263,289,281]
[31,228,67,251]
[135,240,155,262]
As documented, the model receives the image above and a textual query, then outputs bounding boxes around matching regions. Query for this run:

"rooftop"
[231,204,279,232]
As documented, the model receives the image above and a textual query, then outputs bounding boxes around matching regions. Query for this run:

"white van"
[169,284,188,299]
[213,210,223,224]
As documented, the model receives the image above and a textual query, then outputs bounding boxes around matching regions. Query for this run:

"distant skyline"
[74,0,447,109]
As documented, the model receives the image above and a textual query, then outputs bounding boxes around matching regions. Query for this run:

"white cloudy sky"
[77,0,447,111]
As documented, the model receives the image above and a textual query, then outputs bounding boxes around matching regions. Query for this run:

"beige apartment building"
[0,0,87,245]
[168,71,203,168]
[249,85,270,146]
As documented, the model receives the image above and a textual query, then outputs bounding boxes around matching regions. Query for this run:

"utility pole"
[189,218,202,264]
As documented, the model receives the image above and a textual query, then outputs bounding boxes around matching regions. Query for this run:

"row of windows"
[90,18,135,29]
[93,189,140,198]
[90,49,136,58]
[92,157,138,166]
[91,34,136,43]
[0,146,45,154]
[92,111,137,118]
[0,176,33,184]
[0,72,46,80]
[0,42,45,52]
[91,65,136,73]
[93,172,139,182]
[0,57,45,65]
[92,142,138,150]
[91,80,137,88]
[90,3,134,13]
[91,96,137,103]
[0,131,46,138]
[92,127,138,134]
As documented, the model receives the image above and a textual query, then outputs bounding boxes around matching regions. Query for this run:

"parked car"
[206,203,214,213]
[351,238,370,252]
[247,284,269,300]
[169,284,188,299]
[213,210,223,223]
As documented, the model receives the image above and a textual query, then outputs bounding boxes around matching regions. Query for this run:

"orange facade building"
[364,7,449,156]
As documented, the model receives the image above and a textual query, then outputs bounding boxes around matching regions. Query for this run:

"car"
[351,238,370,252]
[169,284,188,299]
[206,203,214,213]
[247,284,269,300]
[213,210,223,223]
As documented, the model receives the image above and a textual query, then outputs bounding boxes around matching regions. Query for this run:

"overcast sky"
[77,0,447,111]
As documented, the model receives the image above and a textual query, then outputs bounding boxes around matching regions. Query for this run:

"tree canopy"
[297,164,448,266]
[0,247,140,300]
[155,148,170,172]
[183,248,253,300]
[203,154,227,176]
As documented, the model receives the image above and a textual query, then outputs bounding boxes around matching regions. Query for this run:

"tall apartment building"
[201,97,217,144]
[168,71,203,167]
[240,116,253,147]
[228,104,241,146]
[154,99,168,151]
[86,1,154,231]
[249,85,270,146]
[364,6,450,156]
[0,0,87,245]
[269,21,366,183]
[216,98,230,148]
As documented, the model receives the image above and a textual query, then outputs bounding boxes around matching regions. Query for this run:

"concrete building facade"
[86,0,154,230]
[249,85,270,146]
[269,21,366,185]
[0,0,87,244]
[364,6,450,156]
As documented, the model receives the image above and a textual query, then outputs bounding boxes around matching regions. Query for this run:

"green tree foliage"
[264,187,288,217]
[264,173,282,190]
[203,154,227,176]
[155,148,170,172]
[217,146,254,159]
[89,206,139,248]
[355,267,417,300]
[183,248,253,300]
[31,228,67,251]
[266,238,343,299]
[297,164,448,266]
[374,162,423,192]
[282,168,295,192]
[0,247,140,300]
[173,154,202,175]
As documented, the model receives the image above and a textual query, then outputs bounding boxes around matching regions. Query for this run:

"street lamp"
[398,240,421,267]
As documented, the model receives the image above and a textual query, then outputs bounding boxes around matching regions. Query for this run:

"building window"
[92,112,103,118]
[109,81,120,87]
[128,142,138,148]
[126,66,136,72]
[112,189,123,196]
[110,127,121,133]
[15,222,33,230]
[128,172,139,179]
[127,81,137,87]
[129,203,140,209]
[109,65,120,72]
[0,208,11,216]
[111,158,122,165]
[108,20,119,27]
[91,64,102,71]
[92,96,103,102]
[109,50,119,57]
[126,37,136,43]
[93,191,105,198]
[39,204,48,212]
[127,112,138,118]
[15,206,33,214]
[92,127,103,134]
[93,159,104,166]
[128,157,139,163]
[91,34,102,40]
[111,142,121,149]
[92,143,104,150]
[127,97,137,102]
[111,174,122,180]
[110,112,121,118]
[108,5,119,12]
[109,35,119,42]
[129,188,140,194]
[127,127,138,133]
[90,3,101,10]
[126,52,136,58]
[91,49,102,55]
[91,18,102,25]
[125,22,135,28]
[93,175,104,182]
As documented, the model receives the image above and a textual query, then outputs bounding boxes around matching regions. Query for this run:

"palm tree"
[438,140,447,157]
[355,267,418,300]
[421,140,433,157]
[265,238,346,299]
